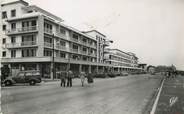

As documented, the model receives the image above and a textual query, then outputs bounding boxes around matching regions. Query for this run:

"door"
[14,72,26,83]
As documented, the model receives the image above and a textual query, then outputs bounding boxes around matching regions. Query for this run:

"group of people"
[165,71,177,79]
[59,70,94,87]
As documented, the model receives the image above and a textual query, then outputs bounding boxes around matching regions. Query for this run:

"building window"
[31,20,36,26]
[11,36,16,43]
[11,50,16,58]
[60,27,66,35]
[82,56,87,61]
[60,52,65,58]
[11,23,16,30]
[82,47,87,52]
[11,9,16,17]
[22,49,36,57]
[72,44,78,49]
[2,51,6,57]
[44,37,52,43]
[72,34,78,40]
[2,25,6,31]
[82,38,87,43]
[44,49,52,56]
[2,38,6,44]
[44,22,52,33]
[60,40,66,46]
[27,10,33,13]
[72,55,79,60]
[22,35,36,42]
[22,21,29,27]
[2,11,7,19]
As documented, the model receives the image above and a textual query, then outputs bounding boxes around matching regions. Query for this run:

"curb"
[150,78,165,114]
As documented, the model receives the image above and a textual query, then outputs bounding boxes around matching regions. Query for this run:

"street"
[2,74,162,114]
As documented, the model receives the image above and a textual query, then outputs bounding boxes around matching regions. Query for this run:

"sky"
[4,0,184,70]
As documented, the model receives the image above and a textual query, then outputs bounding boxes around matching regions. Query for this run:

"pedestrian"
[67,70,74,87]
[60,71,66,87]
[79,71,86,87]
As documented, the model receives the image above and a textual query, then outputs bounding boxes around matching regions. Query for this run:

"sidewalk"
[154,75,184,114]
[41,75,138,85]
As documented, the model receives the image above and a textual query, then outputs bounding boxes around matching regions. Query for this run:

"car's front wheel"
[29,80,36,85]
[5,80,12,86]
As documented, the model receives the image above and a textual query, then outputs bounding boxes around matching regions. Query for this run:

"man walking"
[67,70,74,87]
[60,71,66,87]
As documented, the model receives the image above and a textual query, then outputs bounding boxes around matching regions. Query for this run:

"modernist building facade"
[104,48,141,72]
[0,0,142,79]
[0,0,112,79]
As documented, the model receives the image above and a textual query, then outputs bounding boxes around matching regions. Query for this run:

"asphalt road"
[1,74,162,114]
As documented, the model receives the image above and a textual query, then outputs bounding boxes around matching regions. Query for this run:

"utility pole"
[52,34,55,80]
[67,53,70,71]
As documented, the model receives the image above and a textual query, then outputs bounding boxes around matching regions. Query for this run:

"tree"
[1,65,10,81]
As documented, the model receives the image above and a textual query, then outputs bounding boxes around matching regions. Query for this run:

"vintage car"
[3,70,42,86]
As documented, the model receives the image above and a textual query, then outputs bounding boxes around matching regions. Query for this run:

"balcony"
[81,41,88,45]
[55,45,67,51]
[88,53,97,57]
[21,41,36,46]
[70,48,78,53]
[44,28,53,34]
[6,26,38,35]
[80,51,88,55]
[44,42,52,48]
[5,41,37,48]
[55,32,67,39]
[70,38,79,42]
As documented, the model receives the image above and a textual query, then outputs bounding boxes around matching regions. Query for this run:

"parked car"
[121,72,128,76]
[3,70,42,86]
[94,73,107,78]
[107,72,116,78]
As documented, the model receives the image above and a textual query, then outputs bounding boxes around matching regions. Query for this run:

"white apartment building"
[104,48,141,73]
[83,30,112,63]
[0,0,112,79]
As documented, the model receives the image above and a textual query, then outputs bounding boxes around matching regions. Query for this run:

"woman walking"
[79,71,86,87]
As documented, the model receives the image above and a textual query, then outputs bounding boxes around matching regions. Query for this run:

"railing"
[55,45,66,50]
[6,26,37,34]
[70,48,78,53]
[5,41,37,48]
[70,38,78,42]
[6,43,21,48]
[55,32,66,39]
[80,51,88,55]
[89,53,97,57]
[44,42,52,48]
[44,28,53,34]
[21,41,36,46]
[81,41,87,45]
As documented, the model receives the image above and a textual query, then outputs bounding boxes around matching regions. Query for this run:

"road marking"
[150,79,165,114]
[169,96,178,107]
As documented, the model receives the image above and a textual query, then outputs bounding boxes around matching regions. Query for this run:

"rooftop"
[1,0,29,6]
[23,5,64,22]
[83,30,106,37]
